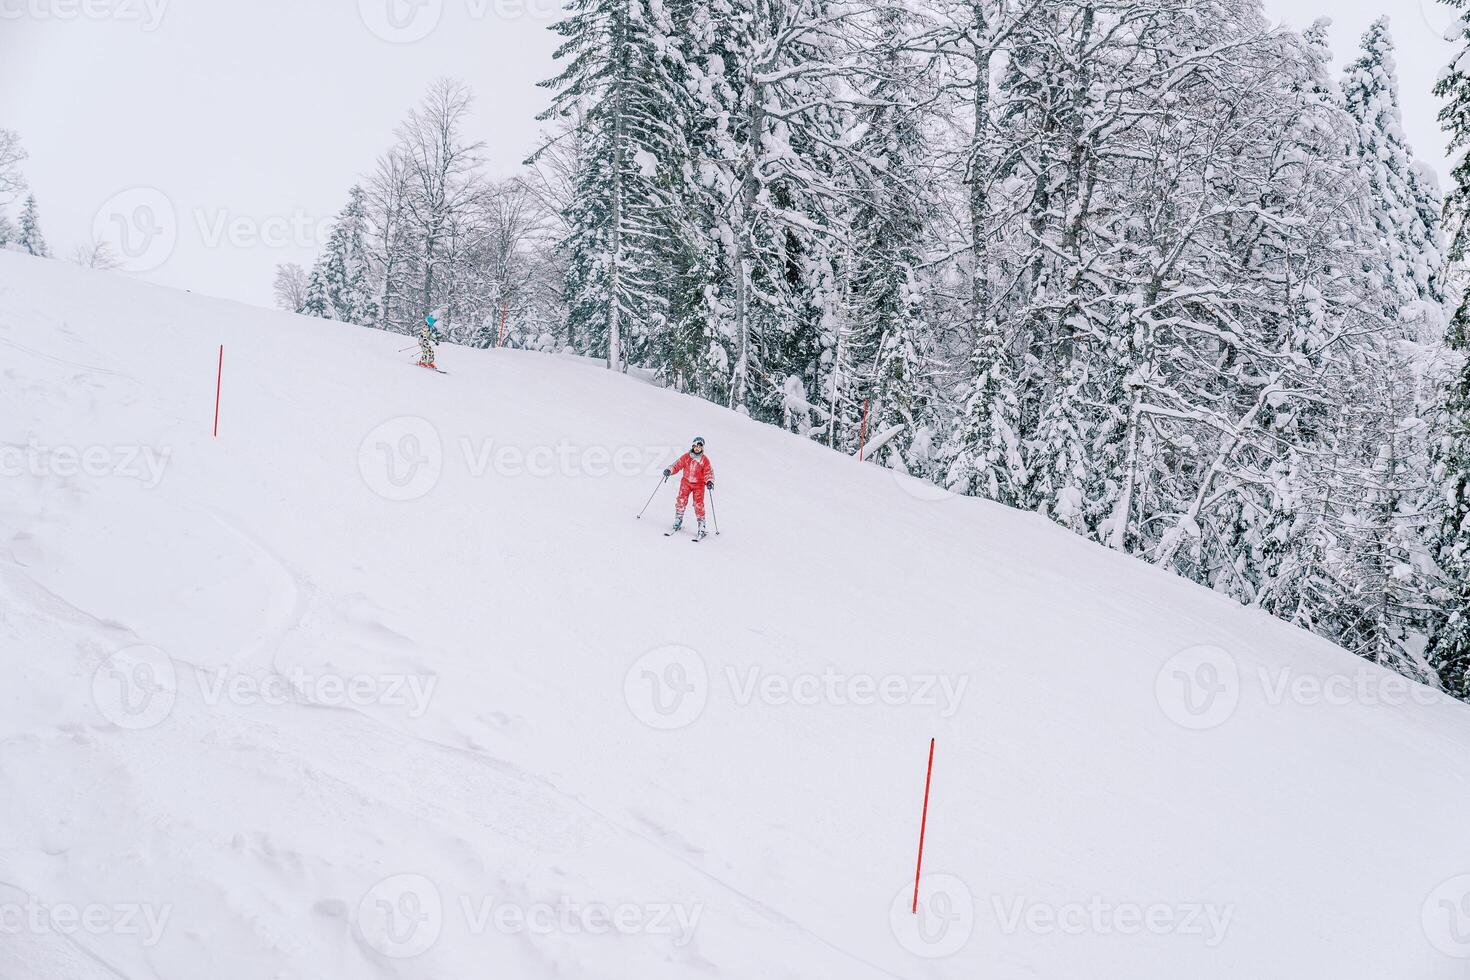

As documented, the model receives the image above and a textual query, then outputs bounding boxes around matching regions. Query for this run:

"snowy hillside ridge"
[4,252,1470,979]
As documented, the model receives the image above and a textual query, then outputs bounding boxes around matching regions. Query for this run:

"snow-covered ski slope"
[3,250,1470,979]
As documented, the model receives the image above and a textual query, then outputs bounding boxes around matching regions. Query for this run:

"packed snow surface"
[3,252,1470,979]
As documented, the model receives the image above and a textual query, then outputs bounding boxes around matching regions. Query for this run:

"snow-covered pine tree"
[17,194,48,257]
[302,265,329,318]
[1426,0,1470,700]
[320,185,379,326]
[633,0,733,399]
[685,0,861,421]
[1342,17,1443,315]
[536,0,691,372]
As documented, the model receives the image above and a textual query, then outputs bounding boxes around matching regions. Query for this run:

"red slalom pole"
[912,737,936,914]
[213,345,224,437]
[858,398,871,462]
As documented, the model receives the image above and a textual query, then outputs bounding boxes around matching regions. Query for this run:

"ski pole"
[708,487,720,535]
[636,474,667,519]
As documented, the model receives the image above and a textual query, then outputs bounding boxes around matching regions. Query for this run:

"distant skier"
[664,436,714,539]
[417,310,443,369]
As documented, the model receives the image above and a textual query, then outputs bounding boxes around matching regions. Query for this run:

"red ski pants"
[676,481,707,519]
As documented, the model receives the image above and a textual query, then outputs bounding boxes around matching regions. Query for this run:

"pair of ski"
[665,527,709,543]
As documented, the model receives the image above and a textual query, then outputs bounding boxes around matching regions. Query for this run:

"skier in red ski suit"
[664,436,714,535]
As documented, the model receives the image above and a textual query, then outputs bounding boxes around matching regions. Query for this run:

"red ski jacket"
[670,451,714,487]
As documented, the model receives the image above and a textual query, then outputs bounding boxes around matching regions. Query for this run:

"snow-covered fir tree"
[1342,16,1443,315]
[302,265,329,318]
[17,194,47,257]
[534,0,692,372]
[1427,0,1470,700]
[315,185,378,326]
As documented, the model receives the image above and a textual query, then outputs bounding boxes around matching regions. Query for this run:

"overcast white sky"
[0,0,1459,309]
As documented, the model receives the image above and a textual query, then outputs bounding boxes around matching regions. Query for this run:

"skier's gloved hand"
[705,480,714,490]
[663,468,672,478]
